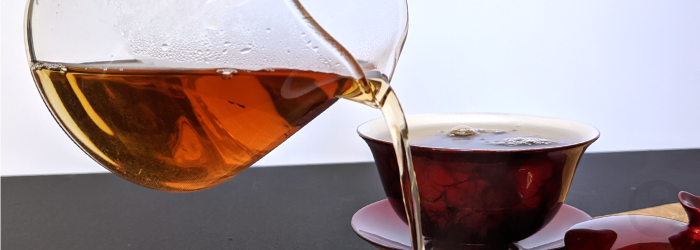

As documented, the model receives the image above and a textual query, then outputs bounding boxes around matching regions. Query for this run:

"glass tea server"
[25,0,425,249]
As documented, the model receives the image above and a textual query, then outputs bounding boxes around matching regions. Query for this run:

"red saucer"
[352,199,592,250]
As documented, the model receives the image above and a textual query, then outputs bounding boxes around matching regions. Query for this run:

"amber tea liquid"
[33,63,360,191]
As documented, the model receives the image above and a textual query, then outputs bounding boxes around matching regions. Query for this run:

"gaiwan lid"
[564,191,700,250]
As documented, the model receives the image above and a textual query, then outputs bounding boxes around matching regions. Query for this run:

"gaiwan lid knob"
[564,191,700,250]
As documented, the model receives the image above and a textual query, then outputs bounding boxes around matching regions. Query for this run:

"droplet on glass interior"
[161,43,170,51]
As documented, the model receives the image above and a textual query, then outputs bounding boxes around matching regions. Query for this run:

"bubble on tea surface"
[32,62,65,71]
[474,128,506,134]
[216,68,238,79]
[486,137,556,146]
[448,125,506,137]
[448,125,478,137]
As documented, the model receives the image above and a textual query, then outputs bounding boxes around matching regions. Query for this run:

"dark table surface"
[3,149,700,250]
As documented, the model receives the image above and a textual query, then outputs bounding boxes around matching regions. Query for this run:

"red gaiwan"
[358,113,600,250]
[565,191,700,250]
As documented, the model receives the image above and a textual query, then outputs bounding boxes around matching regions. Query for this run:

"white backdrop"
[2,0,700,176]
